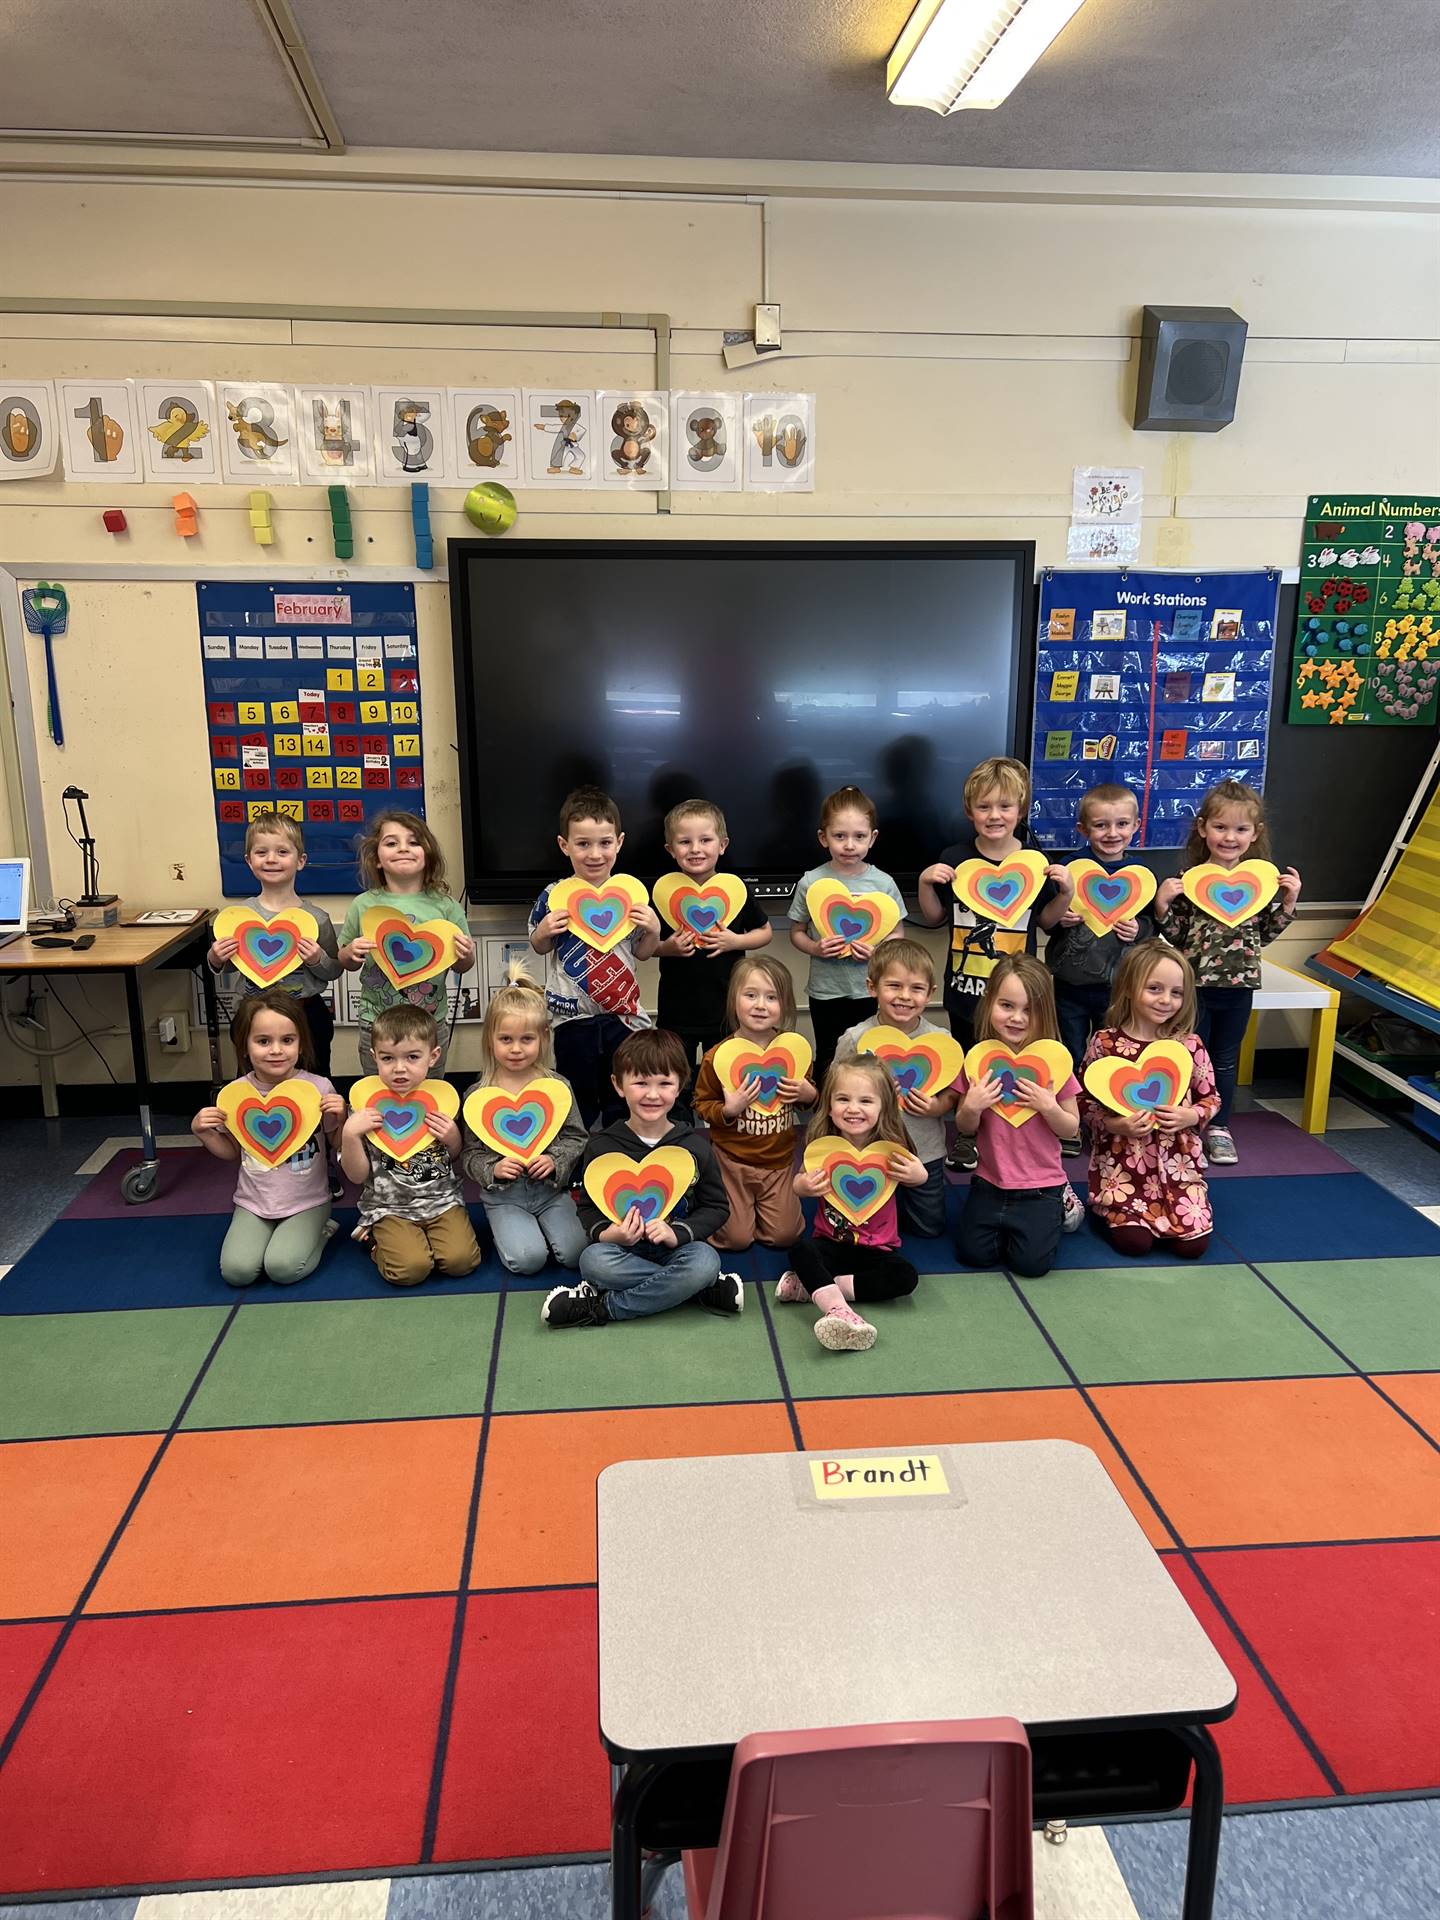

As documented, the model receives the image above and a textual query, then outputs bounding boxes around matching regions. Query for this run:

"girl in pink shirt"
[954,955,1081,1278]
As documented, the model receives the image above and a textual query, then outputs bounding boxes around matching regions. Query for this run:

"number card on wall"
[198,582,424,895]
[1029,569,1279,851]
[0,382,61,480]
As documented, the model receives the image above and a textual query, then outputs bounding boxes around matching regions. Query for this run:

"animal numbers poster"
[1287,494,1440,727]
[198,582,424,895]
[1030,569,1279,850]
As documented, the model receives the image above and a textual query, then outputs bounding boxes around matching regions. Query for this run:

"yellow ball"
[463,482,517,536]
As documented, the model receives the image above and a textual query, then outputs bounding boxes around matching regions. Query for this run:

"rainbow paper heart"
[1084,1040,1194,1118]
[350,1075,461,1161]
[548,874,650,956]
[805,879,902,956]
[1065,860,1158,938]
[216,1075,323,1169]
[951,851,1050,930]
[801,1135,900,1227]
[1181,860,1280,929]
[359,907,461,990]
[652,871,748,940]
[584,1146,696,1225]
[463,1077,573,1163]
[213,906,320,987]
[856,1025,965,1101]
[712,1031,814,1115]
[963,1039,1075,1129]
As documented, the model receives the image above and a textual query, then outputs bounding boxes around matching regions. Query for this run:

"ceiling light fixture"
[887,0,1090,114]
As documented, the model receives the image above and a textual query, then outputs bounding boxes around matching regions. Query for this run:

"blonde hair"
[245,811,305,857]
[1078,783,1139,827]
[1105,940,1198,1041]
[805,1055,913,1153]
[665,797,727,842]
[358,809,448,893]
[974,954,1061,1046]
[724,953,797,1033]
[477,961,554,1080]
[819,784,877,831]
[1183,779,1271,867]
[964,755,1031,816]
[866,936,935,993]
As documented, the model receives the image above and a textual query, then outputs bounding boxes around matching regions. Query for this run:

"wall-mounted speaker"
[1133,305,1248,432]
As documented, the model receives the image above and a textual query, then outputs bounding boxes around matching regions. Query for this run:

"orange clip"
[172,492,199,538]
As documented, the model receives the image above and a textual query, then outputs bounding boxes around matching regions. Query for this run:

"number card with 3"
[218,384,298,483]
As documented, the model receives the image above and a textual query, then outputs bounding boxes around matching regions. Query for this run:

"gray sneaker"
[1061,1185,1086,1234]
[1203,1125,1238,1166]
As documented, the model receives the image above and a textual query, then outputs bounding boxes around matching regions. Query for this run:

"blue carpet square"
[1209,1171,1440,1263]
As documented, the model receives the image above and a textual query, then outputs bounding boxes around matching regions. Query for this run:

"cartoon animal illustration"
[390,398,433,473]
[148,402,209,462]
[609,402,656,474]
[314,400,355,467]
[467,405,512,469]
[687,413,723,468]
[534,399,585,475]
[226,401,287,461]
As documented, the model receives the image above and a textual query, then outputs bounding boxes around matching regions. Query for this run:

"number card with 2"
[138,381,220,481]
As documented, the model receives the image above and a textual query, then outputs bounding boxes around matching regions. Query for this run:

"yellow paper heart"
[857,1025,965,1101]
[213,905,320,988]
[801,1133,902,1226]
[951,850,1050,930]
[216,1075,323,1168]
[359,907,461,990]
[548,874,650,956]
[463,1077,574,1163]
[1064,860,1158,938]
[962,1039,1075,1129]
[349,1076,461,1161]
[1083,1041,1194,1119]
[711,1031,814,1115]
[583,1146,696,1225]
[804,878,902,956]
[651,871,748,939]
[1181,860,1280,928]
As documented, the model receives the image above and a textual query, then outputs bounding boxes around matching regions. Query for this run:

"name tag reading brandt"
[808,1454,949,1502]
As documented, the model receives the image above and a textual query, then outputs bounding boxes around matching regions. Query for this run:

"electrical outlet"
[157,1012,189,1051]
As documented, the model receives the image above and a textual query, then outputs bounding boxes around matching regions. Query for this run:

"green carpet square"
[183,1296,498,1428]
[0,1308,231,1440]
[772,1272,1067,1400]
[492,1283,784,1412]
[1255,1258,1440,1371]
[1018,1264,1349,1384]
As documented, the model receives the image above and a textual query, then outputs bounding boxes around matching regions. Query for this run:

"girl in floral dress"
[1081,942,1220,1257]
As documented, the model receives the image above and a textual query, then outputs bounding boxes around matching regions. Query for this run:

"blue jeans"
[1055,980,1111,1074]
[1196,985,1253,1127]
[578,1238,721,1319]
[898,1158,946,1237]
[482,1182,587,1275]
[956,1176,1063,1279]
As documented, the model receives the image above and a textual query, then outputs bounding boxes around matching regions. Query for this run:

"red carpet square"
[432,1587,610,1861]
[0,1597,452,1894]
[0,1623,61,1740]
[1195,1540,1440,1795]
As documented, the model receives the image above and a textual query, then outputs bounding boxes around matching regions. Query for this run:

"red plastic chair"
[681,1717,1033,1919]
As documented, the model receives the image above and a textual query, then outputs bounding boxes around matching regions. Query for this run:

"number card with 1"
[597,390,669,491]
[294,387,374,484]
[449,388,521,485]
[0,382,61,481]
[667,392,742,493]
[58,380,143,480]
[372,386,448,483]
[218,384,298,483]
[138,381,220,481]
[743,392,814,492]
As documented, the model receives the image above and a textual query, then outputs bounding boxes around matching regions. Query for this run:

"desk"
[3,920,220,1202]
[1236,958,1340,1133]
[599,1441,1234,1920]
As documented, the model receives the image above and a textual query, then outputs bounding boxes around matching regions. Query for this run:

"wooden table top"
[1,918,210,973]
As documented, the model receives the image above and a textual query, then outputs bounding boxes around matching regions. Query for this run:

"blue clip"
[411,483,433,570]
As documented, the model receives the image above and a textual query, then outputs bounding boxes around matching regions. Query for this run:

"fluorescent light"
[888,0,1089,113]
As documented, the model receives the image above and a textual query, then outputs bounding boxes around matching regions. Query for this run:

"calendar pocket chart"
[199,582,424,895]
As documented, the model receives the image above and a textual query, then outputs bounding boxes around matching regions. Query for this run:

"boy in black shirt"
[654,798,772,1080]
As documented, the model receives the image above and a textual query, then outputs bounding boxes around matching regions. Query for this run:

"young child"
[1081,942,1220,1257]
[461,965,588,1276]
[207,811,344,1076]
[693,954,815,1253]
[788,785,905,1085]
[1154,779,1301,1164]
[953,956,1082,1279]
[655,797,772,1077]
[338,811,475,1076]
[530,786,662,1127]
[191,989,345,1287]
[777,1056,927,1353]
[339,1004,481,1288]
[1045,784,1155,1157]
[834,937,955,1237]
[544,1029,739,1328]
[918,756,1072,1170]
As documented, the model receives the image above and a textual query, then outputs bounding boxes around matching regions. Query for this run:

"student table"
[598,1440,1235,1920]
[1236,958,1341,1134]
[2,920,220,1202]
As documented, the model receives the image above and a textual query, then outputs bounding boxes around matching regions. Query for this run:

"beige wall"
[1,152,1436,1085]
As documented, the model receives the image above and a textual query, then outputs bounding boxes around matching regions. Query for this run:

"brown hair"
[974,953,1061,1046]
[963,756,1031,816]
[1078,783,1139,826]
[1104,940,1198,1041]
[370,1003,439,1052]
[358,809,447,892]
[819,784,877,831]
[1182,779,1272,867]
[245,810,305,857]
[664,797,727,843]
[866,935,935,992]
[805,1055,913,1153]
[612,1027,691,1082]
[477,961,554,1080]
[724,953,797,1033]
[559,785,622,837]
[231,988,315,1072]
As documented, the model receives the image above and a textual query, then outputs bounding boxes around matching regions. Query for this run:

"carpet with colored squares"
[1,1109,1437,1898]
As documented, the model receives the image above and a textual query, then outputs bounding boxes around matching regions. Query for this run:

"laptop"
[0,857,31,952]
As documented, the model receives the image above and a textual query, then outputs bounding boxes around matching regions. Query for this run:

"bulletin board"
[198,582,423,895]
[1029,569,1279,850]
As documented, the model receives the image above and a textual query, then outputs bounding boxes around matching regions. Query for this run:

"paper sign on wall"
[744,392,815,491]
[58,380,143,480]
[0,382,61,480]
[668,392,742,492]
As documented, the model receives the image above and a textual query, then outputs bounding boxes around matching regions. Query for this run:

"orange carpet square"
[1,1436,159,1621]
[1374,1371,1440,1444]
